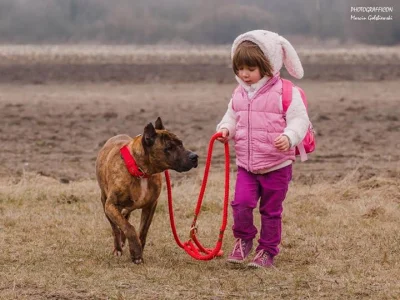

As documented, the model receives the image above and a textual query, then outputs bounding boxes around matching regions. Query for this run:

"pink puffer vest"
[232,78,295,172]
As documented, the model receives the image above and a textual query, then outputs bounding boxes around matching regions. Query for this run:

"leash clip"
[189,221,198,238]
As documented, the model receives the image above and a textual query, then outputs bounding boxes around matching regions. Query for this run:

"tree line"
[0,0,398,45]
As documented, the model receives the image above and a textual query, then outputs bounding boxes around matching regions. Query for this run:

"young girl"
[216,30,310,268]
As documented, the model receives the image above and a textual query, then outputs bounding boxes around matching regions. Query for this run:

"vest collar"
[235,75,269,94]
[236,74,280,99]
[120,145,149,178]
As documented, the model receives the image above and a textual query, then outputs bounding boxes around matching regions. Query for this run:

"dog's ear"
[142,123,157,148]
[154,117,165,130]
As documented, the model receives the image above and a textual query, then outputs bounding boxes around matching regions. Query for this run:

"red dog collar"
[120,145,149,178]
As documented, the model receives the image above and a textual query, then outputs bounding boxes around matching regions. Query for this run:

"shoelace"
[231,238,245,258]
[253,250,269,262]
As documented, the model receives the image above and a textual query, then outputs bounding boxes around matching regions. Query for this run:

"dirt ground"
[0,57,399,299]
[0,78,399,184]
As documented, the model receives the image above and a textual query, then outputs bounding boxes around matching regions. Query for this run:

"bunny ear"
[279,36,304,79]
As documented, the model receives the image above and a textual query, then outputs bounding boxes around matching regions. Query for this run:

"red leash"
[165,132,230,260]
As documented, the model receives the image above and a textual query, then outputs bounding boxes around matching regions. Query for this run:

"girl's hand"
[217,128,229,143]
[274,135,290,151]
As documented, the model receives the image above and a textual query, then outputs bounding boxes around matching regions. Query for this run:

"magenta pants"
[231,165,292,257]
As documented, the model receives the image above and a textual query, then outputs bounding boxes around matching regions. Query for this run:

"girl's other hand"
[217,128,229,143]
[274,135,290,151]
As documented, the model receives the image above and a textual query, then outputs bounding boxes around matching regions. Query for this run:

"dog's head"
[141,117,198,173]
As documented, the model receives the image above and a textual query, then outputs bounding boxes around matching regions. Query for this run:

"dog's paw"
[132,257,143,264]
[113,249,123,256]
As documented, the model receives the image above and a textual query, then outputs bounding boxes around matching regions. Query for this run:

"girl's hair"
[232,41,273,77]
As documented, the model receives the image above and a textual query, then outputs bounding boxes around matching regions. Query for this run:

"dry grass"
[0,45,399,66]
[0,168,399,300]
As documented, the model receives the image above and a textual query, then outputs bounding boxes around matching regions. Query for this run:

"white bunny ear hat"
[231,30,304,79]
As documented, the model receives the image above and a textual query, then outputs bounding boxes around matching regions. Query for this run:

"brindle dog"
[96,117,198,264]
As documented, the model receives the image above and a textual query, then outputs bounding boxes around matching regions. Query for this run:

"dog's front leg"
[104,193,143,264]
[139,201,158,251]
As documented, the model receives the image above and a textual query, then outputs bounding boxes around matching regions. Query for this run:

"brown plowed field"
[0,79,398,183]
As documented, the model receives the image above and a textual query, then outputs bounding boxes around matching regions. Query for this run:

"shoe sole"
[247,262,262,268]
[227,258,246,264]
[247,262,274,269]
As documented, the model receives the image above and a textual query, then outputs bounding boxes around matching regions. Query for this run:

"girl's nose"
[241,70,249,78]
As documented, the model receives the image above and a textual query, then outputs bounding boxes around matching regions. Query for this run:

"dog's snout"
[189,152,198,167]
[189,152,198,161]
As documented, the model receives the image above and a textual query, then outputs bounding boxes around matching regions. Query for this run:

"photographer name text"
[351,15,393,21]
[350,6,394,21]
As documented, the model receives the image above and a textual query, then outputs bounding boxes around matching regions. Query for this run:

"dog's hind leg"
[139,201,158,251]
[101,191,123,255]
[102,191,124,256]
[105,192,143,264]
[120,211,132,249]
[106,216,124,256]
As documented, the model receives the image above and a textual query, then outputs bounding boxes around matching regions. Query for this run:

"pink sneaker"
[247,250,274,268]
[227,238,253,264]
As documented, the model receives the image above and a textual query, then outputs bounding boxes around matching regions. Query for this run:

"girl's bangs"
[234,47,258,69]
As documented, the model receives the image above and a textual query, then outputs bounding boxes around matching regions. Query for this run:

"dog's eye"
[164,144,174,152]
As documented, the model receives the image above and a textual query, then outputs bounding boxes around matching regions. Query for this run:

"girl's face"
[237,65,262,85]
